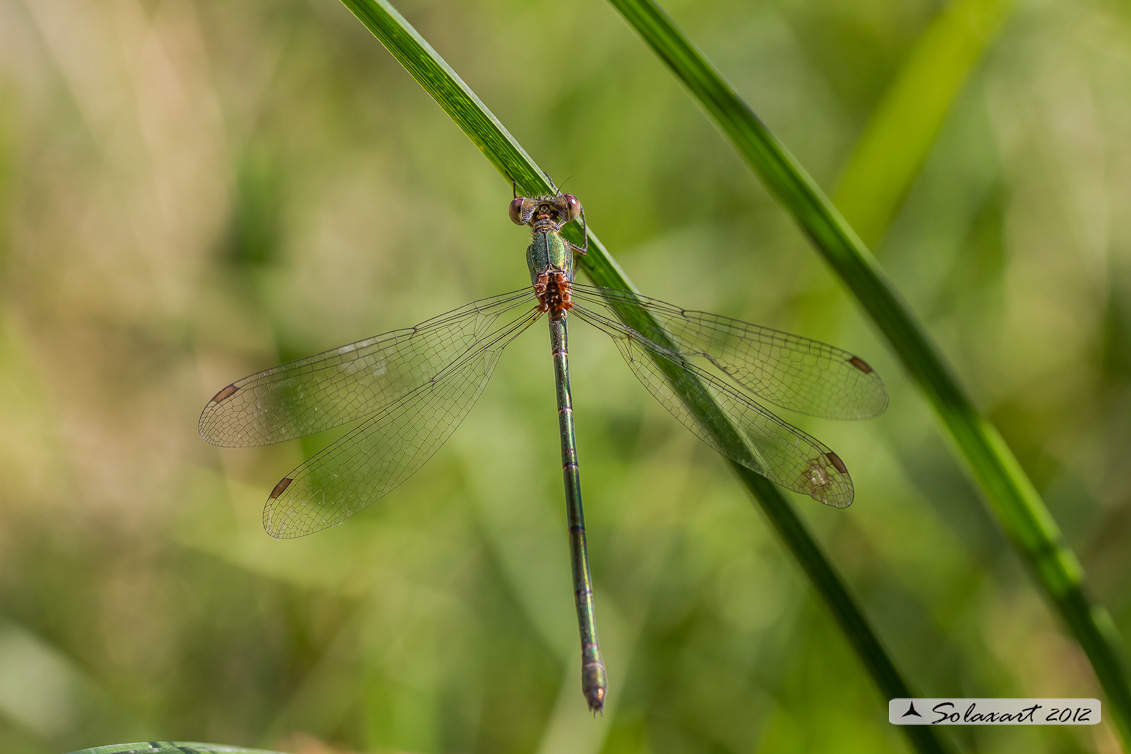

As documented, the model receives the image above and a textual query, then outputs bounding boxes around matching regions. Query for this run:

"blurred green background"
[2,0,1130,752]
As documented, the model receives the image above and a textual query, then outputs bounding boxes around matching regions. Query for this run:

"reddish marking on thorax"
[531,208,560,234]
[535,270,573,316]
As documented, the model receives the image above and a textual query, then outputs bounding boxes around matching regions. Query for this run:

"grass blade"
[832,0,1017,247]
[64,744,284,754]
[606,0,1131,746]
[336,1,945,750]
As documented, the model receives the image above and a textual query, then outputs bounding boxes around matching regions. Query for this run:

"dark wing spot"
[269,477,294,499]
[847,356,873,374]
[211,384,240,403]
[825,451,848,474]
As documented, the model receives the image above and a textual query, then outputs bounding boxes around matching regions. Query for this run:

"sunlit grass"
[2,1,1129,753]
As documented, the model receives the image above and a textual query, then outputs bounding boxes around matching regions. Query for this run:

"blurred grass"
[1,1,1130,753]
[833,0,1017,247]
[336,3,944,753]
[607,0,1130,747]
[66,743,286,754]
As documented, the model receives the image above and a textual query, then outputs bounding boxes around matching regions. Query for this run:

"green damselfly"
[199,190,887,713]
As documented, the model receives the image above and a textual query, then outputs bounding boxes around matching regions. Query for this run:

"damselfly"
[199,190,887,713]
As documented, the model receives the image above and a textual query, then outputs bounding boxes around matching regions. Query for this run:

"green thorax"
[526,229,575,287]
[511,194,581,287]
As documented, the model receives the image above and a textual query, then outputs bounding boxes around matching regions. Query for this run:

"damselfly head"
[509,193,583,227]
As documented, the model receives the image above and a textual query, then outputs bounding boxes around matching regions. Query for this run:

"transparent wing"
[571,284,887,420]
[573,303,854,507]
[199,289,535,447]
[262,307,543,538]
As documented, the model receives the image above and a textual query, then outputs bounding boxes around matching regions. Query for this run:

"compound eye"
[562,193,581,222]
[509,197,525,225]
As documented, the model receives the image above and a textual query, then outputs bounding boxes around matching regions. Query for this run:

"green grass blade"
[606,0,1131,746]
[64,744,284,754]
[336,1,945,750]
[832,0,1016,247]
